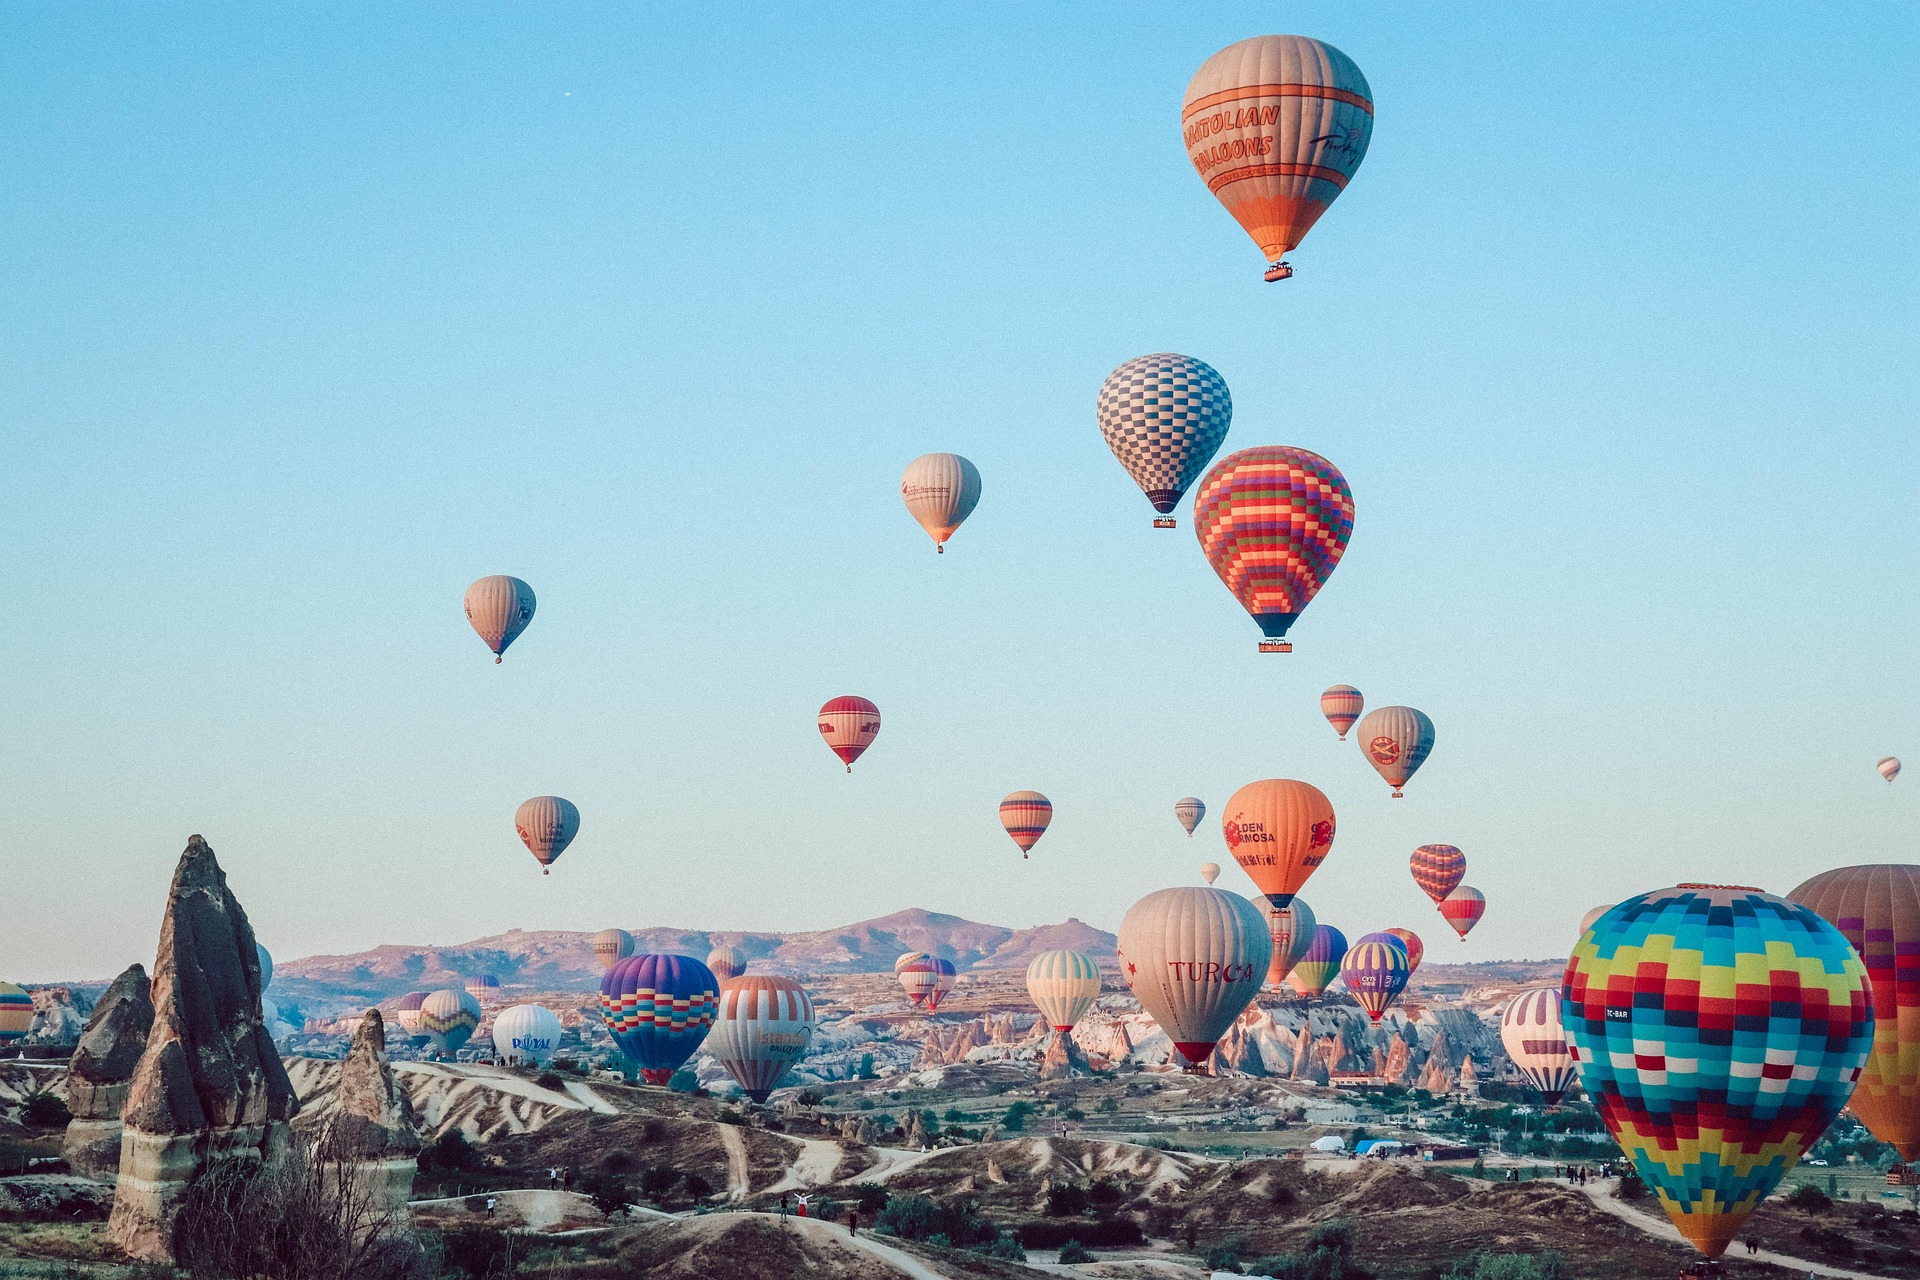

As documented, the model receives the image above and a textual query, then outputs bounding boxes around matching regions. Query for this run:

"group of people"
[777,1191,860,1237]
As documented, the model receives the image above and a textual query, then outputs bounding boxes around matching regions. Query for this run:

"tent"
[1310,1135,1346,1152]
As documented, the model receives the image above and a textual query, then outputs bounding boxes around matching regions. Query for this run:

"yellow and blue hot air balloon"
[0,984,32,1046]
[1285,924,1346,998]
[1342,935,1410,1022]
[1026,950,1102,1032]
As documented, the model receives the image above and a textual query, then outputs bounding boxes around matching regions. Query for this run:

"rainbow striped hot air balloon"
[515,796,579,874]
[464,575,536,663]
[1500,989,1574,1108]
[1439,886,1485,940]
[1342,936,1410,1022]
[818,696,881,772]
[998,791,1052,859]
[1261,896,1316,989]
[1026,950,1102,1032]
[1174,797,1206,835]
[708,975,815,1103]
[1286,924,1347,998]
[0,984,32,1046]
[419,989,482,1057]
[600,954,719,1085]
[591,928,634,973]
[1409,844,1465,903]
[706,945,746,981]
[898,956,957,1012]
[1096,354,1232,528]
[1354,706,1434,798]
[1193,446,1354,653]
[1384,927,1424,974]
[1564,884,1872,1261]
[1319,685,1364,739]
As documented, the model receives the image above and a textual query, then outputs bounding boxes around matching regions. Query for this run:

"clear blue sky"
[3,4,1914,981]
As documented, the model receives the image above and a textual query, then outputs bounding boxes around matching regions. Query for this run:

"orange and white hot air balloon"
[999,791,1052,858]
[900,453,981,553]
[1117,886,1271,1070]
[818,696,881,772]
[1260,895,1316,989]
[1220,779,1335,909]
[1183,35,1374,282]
[515,796,579,875]
[707,975,815,1104]
[1319,685,1363,739]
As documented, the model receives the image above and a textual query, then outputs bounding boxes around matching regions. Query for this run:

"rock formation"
[1381,1031,1413,1086]
[1457,1055,1480,1098]
[836,1114,876,1146]
[1418,1030,1459,1095]
[108,836,299,1264]
[903,1109,926,1148]
[28,987,93,1046]
[1039,1030,1090,1080]
[62,965,154,1179]
[311,1010,420,1230]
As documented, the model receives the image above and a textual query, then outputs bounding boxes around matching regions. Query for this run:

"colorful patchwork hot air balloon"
[1221,778,1336,909]
[1261,896,1317,989]
[1354,706,1434,797]
[1790,865,1920,1159]
[1026,950,1102,1032]
[1286,924,1347,997]
[1439,886,1485,940]
[515,796,579,874]
[706,945,746,981]
[1881,757,1904,783]
[0,984,32,1046]
[1409,844,1465,903]
[1174,797,1206,835]
[708,975,816,1104]
[1341,937,1409,1022]
[1564,884,1872,1261]
[818,696,881,773]
[491,1003,563,1067]
[1319,685,1363,739]
[898,956,957,1012]
[1096,354,1232,527]
[1500,989,1574,1108]
[1200,862,1220,885]
[464,575,536,663]
[999,791,1052,858]
[600,954,719,1085]
[419,988,483,1057]
[901,453,981,552]
[1194,447,1354,652]
[1184,35,1374,282]
[394,992,430,1043]
[591,928,634,972]
[1383,927,1424,974]
[1117,886,1270,1069]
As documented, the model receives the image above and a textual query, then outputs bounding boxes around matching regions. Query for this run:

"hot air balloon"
[1319,685,1363,740]
[492,1003,563,1067]
[1353,706,1434,797]
[1500,989,1574,1108]
[1564,884,1872,1261]
[1220,779,1335,909]
[1174,797,1206,836]
[255,944,272,990]
[1286,924,1347,997]
[1383,927,1424,974]
[464,575,536,663]
[706,945,746,981]
[818,696,881,772]
[419,989,483,1057]
[709,975,816,1103]
[1340,937,1409,1022]
[1116,886,1271,1069]
[1183,36,1374,282]
[600,954,719,1085]
[515,796,579,874]
[591,928,634,972]
[1026,950,1102,1032]
[1261,896,1317,989]
[0,984,31,1046]
[464,975,500,1004]
[999,791,1052,858]
[898,956,958,1012]
[894,951,928,973]
[394,992,430,1044]
[1194,447,1354,652]
[901,453,981,552]
[1577,904,1613,936]
[1096,354,1232,527]
[1439,886,1484,940]
[1790,865,1920,1159]
[1200,862,1220,885]
[1409,844,1465,903]
[1881,757,1904,783]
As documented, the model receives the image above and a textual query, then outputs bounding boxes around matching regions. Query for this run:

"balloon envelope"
[1383,928,1424,974]
[464,975,500,1003]
[900,453,981,551]
[0,984,31,1046]
[818,696,881,772]
[256,944,272,990]
[1880,757,1903,783]
[894,951,929,974]
[1200,862,1220,885]
[1354,707,1435,797]
[394,992,430,1043]
[1500,989,1575,1107]
[898,956,957,1012]
[492,1003,563,1067]
[999,791,1052,857]
[1564,884,1872,1260]
[1287,924,1348,997]
[1577,904,1614,937]
[600,954,719,1086]
[1221,779,1335,909]
[1319,685,1363,739]
[1026,949,1102,1032]
[1340,938,1410,1022]
[419,989,483,1056]
[1116,886,1271,1068]
[706,945,746,981]
[1174,797,1206,835]
[1194,447,1354,652]
[1439,887,1485,940]
[516,796,579,874]
[591,929,634,973]
[708,975,815,1103]
[1096,353,1232,521]
[1409,845,1465,903]
[464,575,536,662]
[1261,896,1317,988]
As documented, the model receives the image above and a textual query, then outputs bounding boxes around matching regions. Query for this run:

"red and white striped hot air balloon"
[1319,685,1363,739]
[1501,988,1576,1107]
[818,696,881,772]
[1439,885,1486,940]
[707,975,815,1104]
[897,955,957,1012]
[999,791,1052,858]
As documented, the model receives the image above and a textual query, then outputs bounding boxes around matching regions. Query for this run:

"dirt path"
[783,1214,949,1280]
[718,1123,751,1201]
[1578,1178,1888,1280]
[845,1144,948,1184]
[765,1137,847,1193]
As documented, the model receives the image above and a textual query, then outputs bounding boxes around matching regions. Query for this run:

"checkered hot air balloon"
[1221,778,1336,909]
[1319,685,1364,739]
[1026,949,1102,1032]
[708,975,815,1103]
[1096,354,1232,528]
[1500,989,1575,1108]
[1439,886,1485,940]
[1410,844,1465,903]
[1354,706,1434,798]
[1260,896,1317,989]
[1564,884,1873,1261]
[1174,797,1206,835]
[1193,447,1354,653]
[515,796,579,874]
[1286,924,1347,997]
[998,791,1052,858]
[818,696,881,773]
[599,954,718,1086]
[1341,937,1410,1023]
[463,575,536,664]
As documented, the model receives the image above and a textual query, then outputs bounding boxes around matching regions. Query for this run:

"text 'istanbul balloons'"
[1175,797,1206,835]
[706,945,746,981]
[1027,950,1103,1032]
[1354,706,1435,797]
[1500,989,1575,1108]
[1096,354,1232,526]
[1183,35,1374,281]
[1200,862,1220,885]
[999,791,1053,858]
[1341,937,1410,1022]
[394,992,430,1043]
[515,796,579,875]
[591,929,634,973]
[1790,865,1920,1158]
[464,575,536,663]
[0,984,30,1045]
[709,975,816,1103]
[1881,757,1904,783]
[1262,895,1317,988]
[899,955,958,1012]
[1439,886,1485,940]
[1286,924,1348,997]
[492,1003,563,1067]
[419,989,482,1057]
[818,696,881,773]
[1564,885,1872,1260]
[1383,927,1424,974]
[1221,779,1335,908]
[1409,844,1465,903]
[1117,887,1271,1069]
[1319,685,1364,739]
[600,954,719,1086]
[1194,447,1354,653]
[901,453,981,552]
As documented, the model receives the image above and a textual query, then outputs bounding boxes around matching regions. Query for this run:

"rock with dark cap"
[61,964,154,1178]
[107,836,298,1263]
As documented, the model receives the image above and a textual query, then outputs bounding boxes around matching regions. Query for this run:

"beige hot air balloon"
[590,928,633,972]
[464,575,537,663]
[1578,904,1613,937]
[1116,886,1271,1070]
[515,795,579,874]
[901,453,982,553]
[1026,949,1102,1032]
[1200,862,1220,885]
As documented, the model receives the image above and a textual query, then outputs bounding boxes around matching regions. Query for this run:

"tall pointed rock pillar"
[107,836,299,1263]
[62,964,155,1178]
[317,1009,422,1228]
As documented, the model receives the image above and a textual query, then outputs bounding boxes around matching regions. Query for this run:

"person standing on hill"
[847,1207,858,1236]
[779,1192,789,1223]
[796,1192,810,1218]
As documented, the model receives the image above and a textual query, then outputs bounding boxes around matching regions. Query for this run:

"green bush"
[1615,1166,1647,1201]
[850,1183,890,1212]
[1014,1218,1145,1248]
[1001,1101,1036,1132]
[1204,1234,1247,1270]
[872,1194,997,1248]
[1784,1182,1832,1212]
[1057,1239,1096,1263]
[975,1231,1026,1261]
[1446,1252,1572,1280]
[1045,1183,1089,1216]
[534,1071,564,1091]
[1247,1220,1372,1280]
[21,1093,70,1129]
[419,1129,481,1173]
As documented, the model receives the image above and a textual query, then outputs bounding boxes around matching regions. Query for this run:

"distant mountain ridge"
[273,909,1116,1009]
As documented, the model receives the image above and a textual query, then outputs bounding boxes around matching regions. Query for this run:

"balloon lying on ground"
[492,1003,563,1067]
[1261,896,1317,988]
[600,954,719,1086]
[1221,778,1336,908]
[818,696,881,772]
[1881,757,1903,783]
[515,796,579,874]
[898,955,957,1012]
[1194,447,1354,653]
[1341,936,1410,1022]
[1287,924,1348,997]
[705,945,746,981]
[1320,685,1363,739]
[1409,844,1465,903]
[1096,353,1232,527]
[999,791,1052,858]
[1383,927,1424,974]
[464,575,536,663]
[1027,949,1103,1032]
[1174,797,1206,835]
[1354,707,1434,797]
[1439,886,1485,939]
[419,989,483,1056]
[1117,886,1271,1069]
[591,929,634,972]
[708,975,816,1103]
[1565,884,1872,1261]
[900,453,981,553]
[393,992,430,1044]
[1500,989,1574,1108]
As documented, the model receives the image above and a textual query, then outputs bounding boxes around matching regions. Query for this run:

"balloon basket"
[1153,518,1176,529]
[1675,1263,1722,1280]
[1258,639,1293,653]
[1264,261,1295,282]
